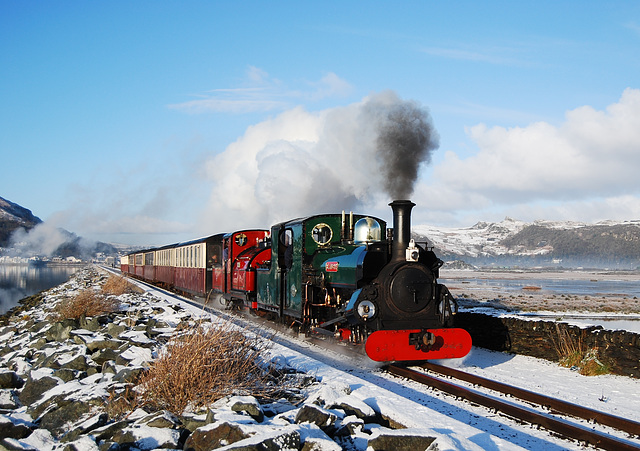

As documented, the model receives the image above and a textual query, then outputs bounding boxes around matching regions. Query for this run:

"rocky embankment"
[0,267,437,451]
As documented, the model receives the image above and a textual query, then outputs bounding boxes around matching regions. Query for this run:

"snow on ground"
[440,348,640,423]
[125,269,640,451]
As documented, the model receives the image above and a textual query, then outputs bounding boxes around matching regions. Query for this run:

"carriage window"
[311,223,333,245]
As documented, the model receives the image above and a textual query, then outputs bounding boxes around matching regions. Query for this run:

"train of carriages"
[121,200,471,362]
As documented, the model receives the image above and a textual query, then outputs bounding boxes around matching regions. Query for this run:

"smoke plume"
[372,100,439,200]
[199,91,439,234]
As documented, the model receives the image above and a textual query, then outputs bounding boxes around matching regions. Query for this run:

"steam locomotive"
[121,200,471,362]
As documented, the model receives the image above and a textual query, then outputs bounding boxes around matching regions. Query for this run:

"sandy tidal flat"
[441,269,640,314]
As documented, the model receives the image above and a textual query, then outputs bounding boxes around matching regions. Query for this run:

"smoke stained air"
[373,100,439,200]
[199,91,440,235]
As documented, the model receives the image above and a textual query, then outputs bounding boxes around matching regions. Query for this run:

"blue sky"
[2,1,640,246]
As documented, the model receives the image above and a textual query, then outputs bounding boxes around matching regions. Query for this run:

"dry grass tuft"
[136,323,274,415]
[552,324,610,376]
[579,348,611,376]
[106,385,139,421]
[102,274,141,295]
[54,289,120,320]
[552,324,583,365]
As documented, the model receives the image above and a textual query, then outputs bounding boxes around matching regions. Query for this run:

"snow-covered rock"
[0,266,441,451]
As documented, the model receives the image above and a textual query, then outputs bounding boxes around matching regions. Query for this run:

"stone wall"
[455,313,640,378]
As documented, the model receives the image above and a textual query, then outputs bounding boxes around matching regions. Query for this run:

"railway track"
[112,267,640,449]
[386,363,640,451]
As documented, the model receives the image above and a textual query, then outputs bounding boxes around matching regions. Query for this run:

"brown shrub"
[552,323,584,367]
[106,385,139,421]
[577,348,611,376]
[54,289,120,320]
[136,323,273,414]
[552,324,610,376]
[102,275,140,296]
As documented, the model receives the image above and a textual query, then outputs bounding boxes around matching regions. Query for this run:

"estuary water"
[441,270,640,333]
[0,264,81,314]
[439,276,640,298]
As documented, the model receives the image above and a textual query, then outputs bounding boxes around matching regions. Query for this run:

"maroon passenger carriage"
[120,230,271,302]
[154,243,176,288]
[119,255,130,275]
[171,235,223,298]
[133,252,144,278]
[121,235,224,298]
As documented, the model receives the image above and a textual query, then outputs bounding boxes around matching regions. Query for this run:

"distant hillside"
[0,196,118,259]
[414,218,640,269]
[500,223,640,267]
[4,195,639,268]
[0,196,42,247]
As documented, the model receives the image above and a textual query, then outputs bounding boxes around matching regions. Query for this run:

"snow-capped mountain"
[0,195,118,259]
[413,217,640,269]
[0,196,42,247]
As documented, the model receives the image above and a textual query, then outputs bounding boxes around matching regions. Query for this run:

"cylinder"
[389,200,415,261]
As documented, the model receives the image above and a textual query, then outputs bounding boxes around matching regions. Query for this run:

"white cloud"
[305,72,353,101]
[421,44,533,67]
[168,67,353,114]
[246,66,271,84]
[195,89,640,233]
[415,88,640,224]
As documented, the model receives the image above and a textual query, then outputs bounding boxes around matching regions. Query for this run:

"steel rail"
[115,267,639,449]
[387,364,640,451]
[421,361,640,437]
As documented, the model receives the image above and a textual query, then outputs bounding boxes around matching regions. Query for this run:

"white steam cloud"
[7,222,99,259]
[197,91,438,234]
[9,223,70,257]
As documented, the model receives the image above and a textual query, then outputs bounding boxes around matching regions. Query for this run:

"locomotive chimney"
[389,200,415,261]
